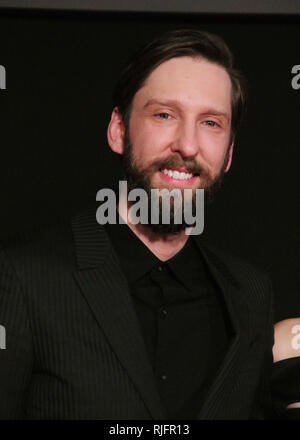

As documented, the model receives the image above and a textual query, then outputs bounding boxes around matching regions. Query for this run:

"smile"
[161,168,194,180]
[158,168,199,185]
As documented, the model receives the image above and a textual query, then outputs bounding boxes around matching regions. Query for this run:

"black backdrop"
[0,9,299,322]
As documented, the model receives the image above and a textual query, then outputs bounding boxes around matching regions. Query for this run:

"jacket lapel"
[71,208,165,419]
[194,239,251,419]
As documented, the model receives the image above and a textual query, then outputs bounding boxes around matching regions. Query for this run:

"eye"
[155,112,172,120]
[204,120,220,128]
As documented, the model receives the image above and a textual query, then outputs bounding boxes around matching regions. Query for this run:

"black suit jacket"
[0,208,275,419]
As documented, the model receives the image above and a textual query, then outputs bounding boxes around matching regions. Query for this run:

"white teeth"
[161,169,194,180]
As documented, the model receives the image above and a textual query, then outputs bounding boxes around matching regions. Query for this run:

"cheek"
[130,120,170,163]
[199,133,229,170]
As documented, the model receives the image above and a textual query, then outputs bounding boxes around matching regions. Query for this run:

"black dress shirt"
[104,222,231,419]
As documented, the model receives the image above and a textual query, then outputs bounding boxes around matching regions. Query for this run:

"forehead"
[133,56,232,114]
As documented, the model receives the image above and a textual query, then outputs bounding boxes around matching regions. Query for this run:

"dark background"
[0,8,299,322]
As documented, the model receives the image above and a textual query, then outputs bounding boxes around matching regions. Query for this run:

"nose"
[170,118,199,159]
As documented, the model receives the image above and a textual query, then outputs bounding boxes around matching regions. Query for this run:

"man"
[0,29,274,419]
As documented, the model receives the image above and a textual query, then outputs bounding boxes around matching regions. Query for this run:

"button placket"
[152,264,170,392]
[156,300,169,390]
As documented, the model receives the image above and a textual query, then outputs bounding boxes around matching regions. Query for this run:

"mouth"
[158,167,199,186]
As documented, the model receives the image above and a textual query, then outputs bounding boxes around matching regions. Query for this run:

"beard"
[121,133,229,235]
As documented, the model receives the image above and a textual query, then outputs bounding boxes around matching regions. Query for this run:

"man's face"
[108,56,234,233]
[124,56,233,193]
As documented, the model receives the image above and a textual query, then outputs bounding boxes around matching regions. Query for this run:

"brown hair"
[113,28,247,143]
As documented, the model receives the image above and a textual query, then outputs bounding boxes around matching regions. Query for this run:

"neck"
[118,198,191,261]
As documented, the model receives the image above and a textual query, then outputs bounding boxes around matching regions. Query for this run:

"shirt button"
[160,307,167,317]
[157,265,163,272]
[160,374,167,381]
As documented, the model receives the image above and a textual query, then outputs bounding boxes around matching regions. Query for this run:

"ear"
[224,142,234,173]
[107,107,126,155]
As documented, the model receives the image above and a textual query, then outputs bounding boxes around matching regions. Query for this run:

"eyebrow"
[143,99,230,121]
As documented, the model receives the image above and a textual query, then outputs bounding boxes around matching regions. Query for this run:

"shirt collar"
[166,236,205,291]
[104,221,160,283]
[104,221,204,290]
